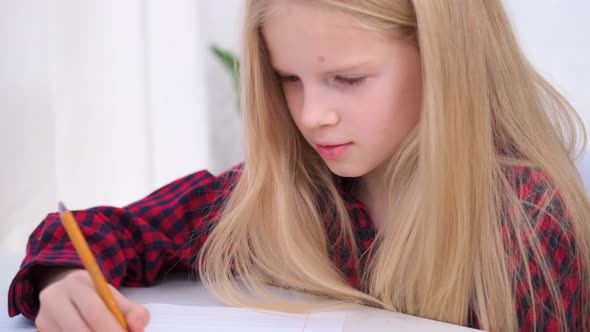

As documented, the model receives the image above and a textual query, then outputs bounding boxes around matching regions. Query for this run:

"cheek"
[354,84,421,142]
[282,86,303,122]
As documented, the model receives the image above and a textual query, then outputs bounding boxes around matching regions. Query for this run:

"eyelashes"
[280,75,300,83]
[334,76,366,86]
[279,74,366,86]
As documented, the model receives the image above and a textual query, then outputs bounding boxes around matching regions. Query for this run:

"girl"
[8,0,590,331]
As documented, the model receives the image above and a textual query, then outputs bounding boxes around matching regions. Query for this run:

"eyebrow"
[271,61,374,76]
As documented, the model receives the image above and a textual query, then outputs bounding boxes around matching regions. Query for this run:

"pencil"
[57,201,128,331]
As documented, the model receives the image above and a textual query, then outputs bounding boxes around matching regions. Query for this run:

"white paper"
[144,303,345,332]
[0,307,36,332]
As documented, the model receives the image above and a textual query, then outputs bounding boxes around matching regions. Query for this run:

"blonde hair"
[199,1,590,331]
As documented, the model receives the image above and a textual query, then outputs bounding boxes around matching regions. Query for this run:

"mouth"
[316,142,353,160]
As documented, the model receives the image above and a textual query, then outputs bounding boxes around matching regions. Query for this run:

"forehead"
[261,1,393,68]
[261,0,380,37]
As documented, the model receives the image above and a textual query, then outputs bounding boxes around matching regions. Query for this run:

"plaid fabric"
[7,164,587,331]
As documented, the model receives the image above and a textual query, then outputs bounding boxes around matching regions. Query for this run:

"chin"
[324,160,372,178]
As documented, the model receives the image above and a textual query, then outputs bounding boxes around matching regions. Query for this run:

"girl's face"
[262,0,422,179]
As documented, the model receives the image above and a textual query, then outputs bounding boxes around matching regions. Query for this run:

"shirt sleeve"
[7,164,242,319]
[510,167,588,331]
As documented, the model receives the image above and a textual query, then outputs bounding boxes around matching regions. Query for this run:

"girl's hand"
[35,269,150,332]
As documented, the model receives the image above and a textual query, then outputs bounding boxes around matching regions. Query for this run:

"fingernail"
[137,314,148,326]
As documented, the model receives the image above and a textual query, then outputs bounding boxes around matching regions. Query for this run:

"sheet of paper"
[0,306,36,332]
[144,303,345,332]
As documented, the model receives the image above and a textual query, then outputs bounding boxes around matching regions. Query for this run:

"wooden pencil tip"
[58,201,67,215]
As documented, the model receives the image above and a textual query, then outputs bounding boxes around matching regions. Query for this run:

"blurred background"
[0,0,589,254]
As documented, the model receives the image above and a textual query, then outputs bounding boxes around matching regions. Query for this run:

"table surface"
[0,253,479,331]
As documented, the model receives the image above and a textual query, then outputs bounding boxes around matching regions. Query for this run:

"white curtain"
[0,0,244,253]
[503,0,590,191]
[0,1,588,254]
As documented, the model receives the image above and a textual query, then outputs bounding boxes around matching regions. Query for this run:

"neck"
[359,163,389,230]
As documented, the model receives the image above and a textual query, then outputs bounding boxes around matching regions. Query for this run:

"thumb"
[126,306,151,332]
[108,285,151,331]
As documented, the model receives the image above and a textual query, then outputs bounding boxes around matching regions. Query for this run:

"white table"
[1,254,479,331]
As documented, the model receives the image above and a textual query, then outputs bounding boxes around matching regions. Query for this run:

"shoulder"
[127,163,245,208]
[502,165,570,229]
[500,166,577,282]
[218,163,244,184]
[502,166,587,330]
[501,166,575,260]
[166,162,243,190]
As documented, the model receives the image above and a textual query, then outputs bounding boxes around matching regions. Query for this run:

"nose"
[300,89,340,129]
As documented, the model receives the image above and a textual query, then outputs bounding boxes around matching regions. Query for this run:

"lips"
[316,143,352,160]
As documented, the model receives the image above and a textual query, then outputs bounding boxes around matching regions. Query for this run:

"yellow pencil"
[58,201,128,331]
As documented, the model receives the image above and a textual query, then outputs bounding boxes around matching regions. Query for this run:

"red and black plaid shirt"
[7,164,587,331]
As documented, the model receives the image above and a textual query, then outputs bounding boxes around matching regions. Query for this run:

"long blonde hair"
[199,1,590,331]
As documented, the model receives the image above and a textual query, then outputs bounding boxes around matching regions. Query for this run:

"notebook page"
[143,303,345,332]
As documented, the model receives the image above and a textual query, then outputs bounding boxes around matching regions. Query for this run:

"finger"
[36,289,56,331]
[37,286,90,332]
[126,307,151,332]
[35,310,59,332]
[53,299,92,332]
[36,287,67,332]
[69,282,125,332]
[108,285,151,331]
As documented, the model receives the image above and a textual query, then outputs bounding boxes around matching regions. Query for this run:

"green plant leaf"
[210,45,241,112]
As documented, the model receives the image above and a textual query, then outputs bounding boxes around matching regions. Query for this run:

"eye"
[280,75,300,83]
[335,76,366,86]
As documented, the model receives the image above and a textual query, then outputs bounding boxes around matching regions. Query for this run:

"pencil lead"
[58,201,67,215]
